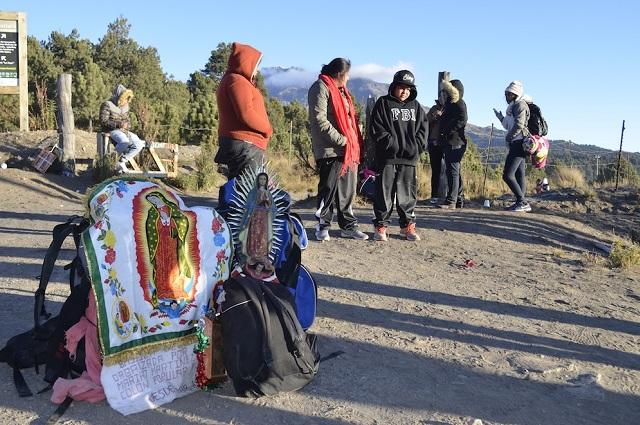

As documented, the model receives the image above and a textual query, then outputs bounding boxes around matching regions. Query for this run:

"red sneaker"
[374,225,388,242]
[400,223,421,241]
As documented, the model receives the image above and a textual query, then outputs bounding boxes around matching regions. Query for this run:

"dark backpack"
[0,216,91,397]
[527,103,548,136]
[221,275,319,397]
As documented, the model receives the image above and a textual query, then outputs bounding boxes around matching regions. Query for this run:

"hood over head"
[450,79,464,99]
[227,42,263,81]
[521,94,533,103]
[439,80,460,103]
[111,84,133,107]
[505,80,524,99]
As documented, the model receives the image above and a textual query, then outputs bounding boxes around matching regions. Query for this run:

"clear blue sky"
[4,0,639,152]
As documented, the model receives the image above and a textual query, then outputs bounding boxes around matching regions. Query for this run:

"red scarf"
[319,74,362,176]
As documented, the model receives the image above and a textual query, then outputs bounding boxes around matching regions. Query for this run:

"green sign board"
[0,19,18,86]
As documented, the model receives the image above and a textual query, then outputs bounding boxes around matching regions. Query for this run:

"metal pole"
[568,140,573,168]
[615,120,626,191]
[481,124,494,199]
[288,120,293,165]
[595,155,600,180]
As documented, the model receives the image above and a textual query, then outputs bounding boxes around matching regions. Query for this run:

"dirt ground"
[0,131,639,425]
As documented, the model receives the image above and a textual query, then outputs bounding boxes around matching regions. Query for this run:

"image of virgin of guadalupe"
[237,172,276,280]
[145,192,192,306]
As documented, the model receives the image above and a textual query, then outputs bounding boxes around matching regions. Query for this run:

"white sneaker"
[514,202,532,212]
[340,228,369,240]
[116,160,129,174]
[315,224,330,241]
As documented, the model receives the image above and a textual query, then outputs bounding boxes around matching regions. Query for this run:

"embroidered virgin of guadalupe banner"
[83,177,231,414]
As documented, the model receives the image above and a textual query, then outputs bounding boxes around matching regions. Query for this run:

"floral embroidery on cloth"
[82,177,232,415]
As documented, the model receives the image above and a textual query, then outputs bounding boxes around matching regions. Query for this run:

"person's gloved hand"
[493,108,504,122]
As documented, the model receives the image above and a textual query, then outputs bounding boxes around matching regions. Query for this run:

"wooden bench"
[96,132,179,178]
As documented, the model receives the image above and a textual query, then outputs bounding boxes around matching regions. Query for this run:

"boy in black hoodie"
[369,70,427,241]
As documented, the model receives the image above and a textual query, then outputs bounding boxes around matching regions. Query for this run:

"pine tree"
[203,42,232,83]
[181,72,217,145]
[74,60,109,131]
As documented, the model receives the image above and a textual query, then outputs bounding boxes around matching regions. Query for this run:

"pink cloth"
[51,289,105,404]
[363,167,377,179]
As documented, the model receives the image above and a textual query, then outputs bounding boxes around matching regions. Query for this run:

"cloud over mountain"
[350,61,414,83]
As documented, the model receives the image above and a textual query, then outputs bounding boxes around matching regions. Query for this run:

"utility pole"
[595,155,600,180]
[615,120,626,191]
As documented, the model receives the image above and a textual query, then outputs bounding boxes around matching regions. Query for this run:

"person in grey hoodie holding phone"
[494,80,532,212]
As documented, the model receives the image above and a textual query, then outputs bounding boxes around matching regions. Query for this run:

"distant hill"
[263,66,639,179]
[465,124,640,180]
[262,66,388,105]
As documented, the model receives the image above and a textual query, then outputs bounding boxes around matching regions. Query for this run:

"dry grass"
[547,165,587,190]
[551,248,568,258]
[417,162,510,200]
[580,186,597,200]
[416,163,431,199]
[267,155,316,197]
[609,240,640,270]
[471,174,510,199]
[580,251,605,268]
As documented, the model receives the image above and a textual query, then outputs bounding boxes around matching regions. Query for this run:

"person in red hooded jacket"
[214,42,273,179]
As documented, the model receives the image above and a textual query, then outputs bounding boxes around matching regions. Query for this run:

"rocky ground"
[0,131,638,425]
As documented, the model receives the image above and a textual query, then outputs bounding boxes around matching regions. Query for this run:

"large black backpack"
[527,103,548,136]
[221,275,319,397]
[0,215,91,397]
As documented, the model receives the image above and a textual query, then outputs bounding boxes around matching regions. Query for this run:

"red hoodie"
[216,42,273,150]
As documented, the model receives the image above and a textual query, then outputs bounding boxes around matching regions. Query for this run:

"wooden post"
[17,13,27,131]
[614,120,626,191]
[56,74,76,174]
[0,12,28,131]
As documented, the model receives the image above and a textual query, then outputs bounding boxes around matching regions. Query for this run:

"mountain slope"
[262,66,639,177]
[262,67,388,105]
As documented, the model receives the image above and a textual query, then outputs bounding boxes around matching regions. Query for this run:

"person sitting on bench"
[99,84,145,173]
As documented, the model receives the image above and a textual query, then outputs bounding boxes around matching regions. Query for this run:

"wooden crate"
[202,316,227,384]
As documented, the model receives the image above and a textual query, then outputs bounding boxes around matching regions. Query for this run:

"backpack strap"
[34,216,89,329]
[13,367,33,397]
[260,283,318,373]
[261,284,307,356]
[45,395,74,424]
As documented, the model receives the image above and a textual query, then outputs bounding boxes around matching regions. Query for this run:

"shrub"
[92,154,118,183]
[609,240,640,270]
[169,138,220,192]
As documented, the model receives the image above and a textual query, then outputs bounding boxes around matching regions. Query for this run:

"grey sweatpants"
[315,157,359,231]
